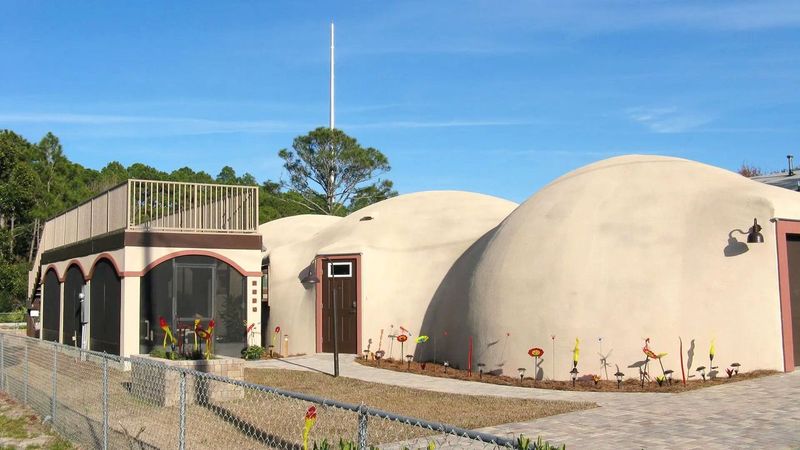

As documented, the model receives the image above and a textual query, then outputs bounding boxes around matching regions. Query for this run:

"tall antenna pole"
[330,21,335,130]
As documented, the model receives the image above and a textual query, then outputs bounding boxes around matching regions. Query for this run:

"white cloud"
[0,112,309,136]
[626,107,713,133]
[344,119,537,129]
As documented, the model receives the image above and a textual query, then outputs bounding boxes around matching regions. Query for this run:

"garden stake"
[551,334,556,380]
[468,336,473,377]
[679,337,687,386]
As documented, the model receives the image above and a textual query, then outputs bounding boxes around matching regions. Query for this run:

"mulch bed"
[355,358,778,393]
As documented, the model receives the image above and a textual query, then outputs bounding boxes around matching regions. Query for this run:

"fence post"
[357,403,368,450]
[0,334,4,391]
[178,371,186,450]
[51,343,57,423]
[103,356,109,450]
[23,339,28,405]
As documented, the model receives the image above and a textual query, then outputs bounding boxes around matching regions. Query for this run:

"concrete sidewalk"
[246,354,800,449]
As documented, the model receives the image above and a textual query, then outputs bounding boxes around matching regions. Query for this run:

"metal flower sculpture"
[397,334,408,363]
[528,347,544,384]
[194,320,216,360]
[193,319,201,351]
[270,326,281,357]
[572,338,580,369]
[709,339,717,370]
[159,317,176,349]
[302,405,317,450]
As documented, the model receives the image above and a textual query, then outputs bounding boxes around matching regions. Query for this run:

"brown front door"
[321,258,358,354]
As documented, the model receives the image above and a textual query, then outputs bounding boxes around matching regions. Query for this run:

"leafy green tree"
[258,181,316,223]
[278,127,393,215]
[170,167,214,184]
[349,180,398,211]
[216,166,257,186]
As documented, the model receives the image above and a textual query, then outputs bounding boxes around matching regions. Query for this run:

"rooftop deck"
[39,179,259,254]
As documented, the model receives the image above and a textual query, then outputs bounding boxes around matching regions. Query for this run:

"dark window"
[329,262,352,278]
[42,270,61,342]
[90,260,121,355]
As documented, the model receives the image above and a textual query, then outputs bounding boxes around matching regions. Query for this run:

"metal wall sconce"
[300,260,320,284]
[746,218,764,244]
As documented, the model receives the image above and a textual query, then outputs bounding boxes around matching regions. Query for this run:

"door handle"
[351,301,357,309]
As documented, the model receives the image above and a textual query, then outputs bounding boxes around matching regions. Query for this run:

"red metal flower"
[275,326,281,333]
[397,334,408,343]
[528,347,544,358]
[305,405,317,420]
[159,317,168,328]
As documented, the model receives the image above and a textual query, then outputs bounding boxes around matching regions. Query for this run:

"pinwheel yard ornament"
[528,347,544,384]
[159,317,176,349]
[302,405,317,450]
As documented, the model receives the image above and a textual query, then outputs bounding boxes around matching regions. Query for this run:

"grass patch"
[244,368,594,429]
[356,358,779,393]
[0,414,30,439]
[0,393,73,449]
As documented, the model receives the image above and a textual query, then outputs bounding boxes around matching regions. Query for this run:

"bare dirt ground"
[244,367,595,429]
[0,392,73,450]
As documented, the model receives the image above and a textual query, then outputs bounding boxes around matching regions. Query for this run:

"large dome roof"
[428,155,795,378]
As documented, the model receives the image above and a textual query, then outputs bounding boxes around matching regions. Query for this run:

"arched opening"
[42,269,61,342]
[62,265,85,347]
[140,255,246,357]
[90,259,121,355]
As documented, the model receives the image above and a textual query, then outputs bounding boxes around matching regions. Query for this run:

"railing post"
[357,403,368,449]
[51,343,57,423]
[103,356,109,450]
[178,371,186,450]
[23,340,28,405]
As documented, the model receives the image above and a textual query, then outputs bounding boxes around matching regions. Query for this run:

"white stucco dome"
[430,155,799,379]
[263,191,518,356]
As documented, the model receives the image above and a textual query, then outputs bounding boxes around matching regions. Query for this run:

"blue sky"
[2,1,799,202]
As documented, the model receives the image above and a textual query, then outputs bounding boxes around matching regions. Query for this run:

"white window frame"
[328,262,353,278]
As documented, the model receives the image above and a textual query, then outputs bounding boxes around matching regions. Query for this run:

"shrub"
[241,345,266,360]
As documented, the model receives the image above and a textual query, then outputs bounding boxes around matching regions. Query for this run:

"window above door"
[328,262,352,278]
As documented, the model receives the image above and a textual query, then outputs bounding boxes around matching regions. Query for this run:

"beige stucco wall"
[430,155,800,380]
[261,191,518,357]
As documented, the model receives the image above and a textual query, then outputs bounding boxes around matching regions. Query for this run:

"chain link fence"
[0,332,531,449]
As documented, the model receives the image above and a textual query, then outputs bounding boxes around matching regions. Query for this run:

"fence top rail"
[0,332,519,448]
[44,179,258,223]
[129,179,259,190]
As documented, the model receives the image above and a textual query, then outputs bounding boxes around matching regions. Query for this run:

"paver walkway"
[246,354,800,449]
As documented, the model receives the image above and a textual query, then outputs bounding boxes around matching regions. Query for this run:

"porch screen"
[62,266,84,347]
[42,269,61,342]
[140,255,246,357]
